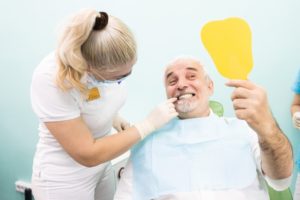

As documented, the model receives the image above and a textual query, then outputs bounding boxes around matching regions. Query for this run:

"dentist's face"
[164,59,213,118]
[89,60,135,81]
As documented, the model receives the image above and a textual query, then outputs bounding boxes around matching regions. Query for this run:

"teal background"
[1,0,300,199]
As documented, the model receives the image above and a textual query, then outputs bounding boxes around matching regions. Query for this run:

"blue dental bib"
[131,114,257,200]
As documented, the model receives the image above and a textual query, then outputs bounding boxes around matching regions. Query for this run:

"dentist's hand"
[113,115,131,132]
[135,98,178,139]
[293,112,300,129]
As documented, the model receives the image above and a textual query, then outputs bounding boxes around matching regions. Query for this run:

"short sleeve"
[30,55,80,122]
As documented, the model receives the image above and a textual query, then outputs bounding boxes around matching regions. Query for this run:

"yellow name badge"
[87,87,101,101]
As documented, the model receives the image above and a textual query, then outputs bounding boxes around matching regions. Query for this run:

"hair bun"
[93,12,109,31]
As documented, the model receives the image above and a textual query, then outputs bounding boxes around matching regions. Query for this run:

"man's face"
[164,58,213,118]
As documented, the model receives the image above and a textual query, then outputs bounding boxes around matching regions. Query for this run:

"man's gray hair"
[165,55,211,82]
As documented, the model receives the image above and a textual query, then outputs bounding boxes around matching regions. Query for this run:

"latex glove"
[293,112,300,129]
[113,115,131,132]
[135,98,178,139]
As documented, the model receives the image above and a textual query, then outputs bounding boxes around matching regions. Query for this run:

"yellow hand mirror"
[201,17,253,79]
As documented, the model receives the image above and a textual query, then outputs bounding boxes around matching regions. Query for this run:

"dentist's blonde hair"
[56,8,137,93]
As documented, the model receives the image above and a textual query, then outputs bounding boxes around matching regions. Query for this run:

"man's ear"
[208,79,214,96]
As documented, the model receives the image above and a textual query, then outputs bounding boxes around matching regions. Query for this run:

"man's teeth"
[178,94,193,100]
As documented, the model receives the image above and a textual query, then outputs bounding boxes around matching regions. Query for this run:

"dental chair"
[267,184,293,200]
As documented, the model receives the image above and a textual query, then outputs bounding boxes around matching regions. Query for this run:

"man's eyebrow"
[165,67,198,79]
[186,67,198,72]
[166,71,174,80]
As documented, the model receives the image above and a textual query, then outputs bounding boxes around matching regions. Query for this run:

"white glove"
[113,115,131,132]
[293,112,300,129]
[135,98,178,139]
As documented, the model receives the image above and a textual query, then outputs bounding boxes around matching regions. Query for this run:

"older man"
[114,56,293,200]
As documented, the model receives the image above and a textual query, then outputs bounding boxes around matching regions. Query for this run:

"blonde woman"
[30,9,178,200]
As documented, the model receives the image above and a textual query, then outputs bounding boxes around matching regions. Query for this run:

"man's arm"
[257,121,293,179]
[226,80,293,179]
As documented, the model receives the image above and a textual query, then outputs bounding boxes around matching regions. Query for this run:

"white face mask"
[80,74,128,137]
[86,73,128,102]
[89,73,128,85]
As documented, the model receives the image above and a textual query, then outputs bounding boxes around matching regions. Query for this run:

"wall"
[0,0,299,199]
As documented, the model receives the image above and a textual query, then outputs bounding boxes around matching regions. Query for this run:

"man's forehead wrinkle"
[165,65,201,80]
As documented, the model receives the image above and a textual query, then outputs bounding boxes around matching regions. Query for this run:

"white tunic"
[30,52,127,193]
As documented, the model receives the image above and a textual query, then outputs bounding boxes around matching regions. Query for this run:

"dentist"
[30,8,178,200]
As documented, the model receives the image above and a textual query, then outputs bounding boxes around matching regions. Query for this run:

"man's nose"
[177,78,188,90]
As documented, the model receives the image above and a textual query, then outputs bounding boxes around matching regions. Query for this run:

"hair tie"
[93,12,109,31]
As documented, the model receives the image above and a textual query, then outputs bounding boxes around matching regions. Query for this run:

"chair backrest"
[267,184,293,200]
[209,100,224,117]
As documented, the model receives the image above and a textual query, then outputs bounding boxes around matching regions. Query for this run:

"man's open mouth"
[176,93,195,100]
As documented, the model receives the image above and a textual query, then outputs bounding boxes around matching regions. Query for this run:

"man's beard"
[176,99,198,113]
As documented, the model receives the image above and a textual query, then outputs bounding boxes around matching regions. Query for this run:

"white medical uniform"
[114,113,291,200]
[30,52,128,200]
